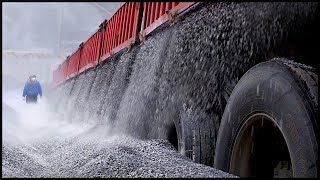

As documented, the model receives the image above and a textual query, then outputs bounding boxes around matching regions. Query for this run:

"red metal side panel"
[92,32,101,65]
[118,7,124,46]
[105,22,111,54]
[111,17,116,51]
[66,49,81,79]
[78,48,89,74]
[121,4,128,44]
[52,2,196,86]
[155,3,160,20]
[124,3,130,41]
[166,2,172,12]
[146,2,151,27]
[99,24,106,58]
[108,20,112,53]
[114,12,119,48]
[140,2,195,38]
[95,32,102,64]
[132,3,141,41]
[130,2,136,40]
[116,11,121,47]
[112,16,116,49]
[105,19,110,53]
[77,30,101,74]
[160,2,165,16]
[107,18,113,54]
[149,2,155,26]
[99,2,140,62]
[141,2,147,31]
[57,60,68,84]
[128,3,134,41]
[111,14,117,50]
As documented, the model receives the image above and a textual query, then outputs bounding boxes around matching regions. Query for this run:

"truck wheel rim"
[230,113,293,177]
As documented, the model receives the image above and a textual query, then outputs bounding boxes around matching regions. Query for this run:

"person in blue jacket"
[23,75,42,104]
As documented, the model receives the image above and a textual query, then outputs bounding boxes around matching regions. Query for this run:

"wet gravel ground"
[2,126,237,178]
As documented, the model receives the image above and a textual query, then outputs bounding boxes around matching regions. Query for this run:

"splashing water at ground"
[2,89,235,178]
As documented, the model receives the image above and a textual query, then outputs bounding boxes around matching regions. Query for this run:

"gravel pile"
[2,126,237,178]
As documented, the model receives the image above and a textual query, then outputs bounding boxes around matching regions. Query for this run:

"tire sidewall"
[214,61,318,177]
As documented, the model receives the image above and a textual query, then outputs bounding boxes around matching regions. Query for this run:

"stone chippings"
[2,133,237,178]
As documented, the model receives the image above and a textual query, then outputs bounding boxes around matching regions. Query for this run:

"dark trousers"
[26,95,37,104]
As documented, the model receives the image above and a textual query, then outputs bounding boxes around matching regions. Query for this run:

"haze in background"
[2,2,121,87]
[2,2,122,140]
[2,2,123,148]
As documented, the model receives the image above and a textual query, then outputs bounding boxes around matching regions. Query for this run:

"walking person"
[22,75,42,104]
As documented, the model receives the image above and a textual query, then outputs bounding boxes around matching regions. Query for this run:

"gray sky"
[3,2,121,55]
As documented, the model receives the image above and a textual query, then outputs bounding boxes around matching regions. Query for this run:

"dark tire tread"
[273,58,318,128]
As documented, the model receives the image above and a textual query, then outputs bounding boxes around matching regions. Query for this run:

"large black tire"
[214,58,318,177]
[166,96,216,166]
[176,106,216,166]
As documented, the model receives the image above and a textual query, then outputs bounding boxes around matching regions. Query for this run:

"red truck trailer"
[52,2,319,178]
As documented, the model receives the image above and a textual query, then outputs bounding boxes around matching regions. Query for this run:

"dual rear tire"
[214,58,318,177]
[172,58,318,177]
